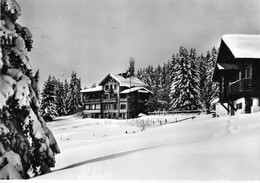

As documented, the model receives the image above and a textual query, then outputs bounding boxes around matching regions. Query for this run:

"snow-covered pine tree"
[63,79,69,110]
[66,72,82,114]
[137,61,173,112]
[33,69,40,98]
[170,47,201,111]
[40,76,58,121]
[141,65,158,111]
[55,80,67,116]
[188,48,201,108]
[201,47,219,113]
[197,54,208,109]
[159,60,173,110]
[0,0,60,179]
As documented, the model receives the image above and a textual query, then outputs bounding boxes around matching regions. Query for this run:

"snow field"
[35,113,260,180]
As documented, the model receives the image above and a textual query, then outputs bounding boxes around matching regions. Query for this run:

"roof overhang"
[81,86,103,93]
[120,87,153,94]
[217,63,239,70]
[212,63,239,81]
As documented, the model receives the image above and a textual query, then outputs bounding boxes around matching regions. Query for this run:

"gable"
[99,74,120,86]
[99,74,146,88]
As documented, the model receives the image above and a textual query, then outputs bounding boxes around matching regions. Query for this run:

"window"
[103,104,106,110]
[105,85,109,91]
[96,104,101,110]
[239,71,242,80]
[113,104,117,110]
[85,105,90,110]
[245,66,252,79]
[121,104,126,109]
[103,104,109,110]
[114,84,117,90]
[89,104,96,110]
[112,113,116,118]
[236,103,242,110]
[120,94,126,98]
[104,94,109,99]
[104,104,111,110]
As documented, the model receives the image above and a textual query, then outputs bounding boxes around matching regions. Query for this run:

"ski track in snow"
[34,113,260,180]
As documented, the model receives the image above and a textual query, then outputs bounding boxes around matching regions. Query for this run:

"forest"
[40,46,219,121]
[137,47,219,113]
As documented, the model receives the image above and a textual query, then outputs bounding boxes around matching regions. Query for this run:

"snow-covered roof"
[120,87,153,94]
[222,34,260,59]
[99,74,146,87]
[80,86,102,93]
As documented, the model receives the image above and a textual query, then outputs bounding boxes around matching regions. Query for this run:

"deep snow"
[34,113,260,180]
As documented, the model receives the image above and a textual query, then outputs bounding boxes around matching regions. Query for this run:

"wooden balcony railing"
[120,98,127,102]
[83,98,101,103]
[227,78,260,99]
[102,97,117,103]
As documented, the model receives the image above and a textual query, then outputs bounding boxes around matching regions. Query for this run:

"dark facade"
[213,34,260,115]
[81,73,152,119]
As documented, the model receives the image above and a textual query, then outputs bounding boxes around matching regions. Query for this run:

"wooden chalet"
[81,73,153,119]
[213,34,260,115]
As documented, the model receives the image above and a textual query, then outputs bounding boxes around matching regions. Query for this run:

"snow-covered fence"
[167,116,196,124]
[149,110,202,116]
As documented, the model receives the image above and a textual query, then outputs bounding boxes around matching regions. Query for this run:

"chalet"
[213,34,260,115]
[81,73,153,119]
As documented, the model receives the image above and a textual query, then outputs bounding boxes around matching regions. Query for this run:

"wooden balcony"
[102,97,117,103]
[120,98,127,102]
[227,78,260,100]
[83,98,101,103]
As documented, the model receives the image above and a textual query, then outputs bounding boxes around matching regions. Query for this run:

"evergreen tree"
[127,57,135,77]
[0,0,60,178]
[197,54,208,109]
[170,47,201,111]
[160,61,172,110]
[63,79,69,111]
[198,47,219,113]
[66,72,82,114]
[55,80,67,116]
[137,46,218,113]
[137,63,171,112]
[40,76,58,121]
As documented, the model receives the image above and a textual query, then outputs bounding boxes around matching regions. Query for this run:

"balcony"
[120,98,127,102]
[227,78,260,99]
[83,98,101,103]
[102,97,117,103]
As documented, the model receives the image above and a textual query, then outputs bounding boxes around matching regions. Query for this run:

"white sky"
[17,0,260,89]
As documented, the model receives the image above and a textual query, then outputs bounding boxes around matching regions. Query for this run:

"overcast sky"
[17,0,260,89]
